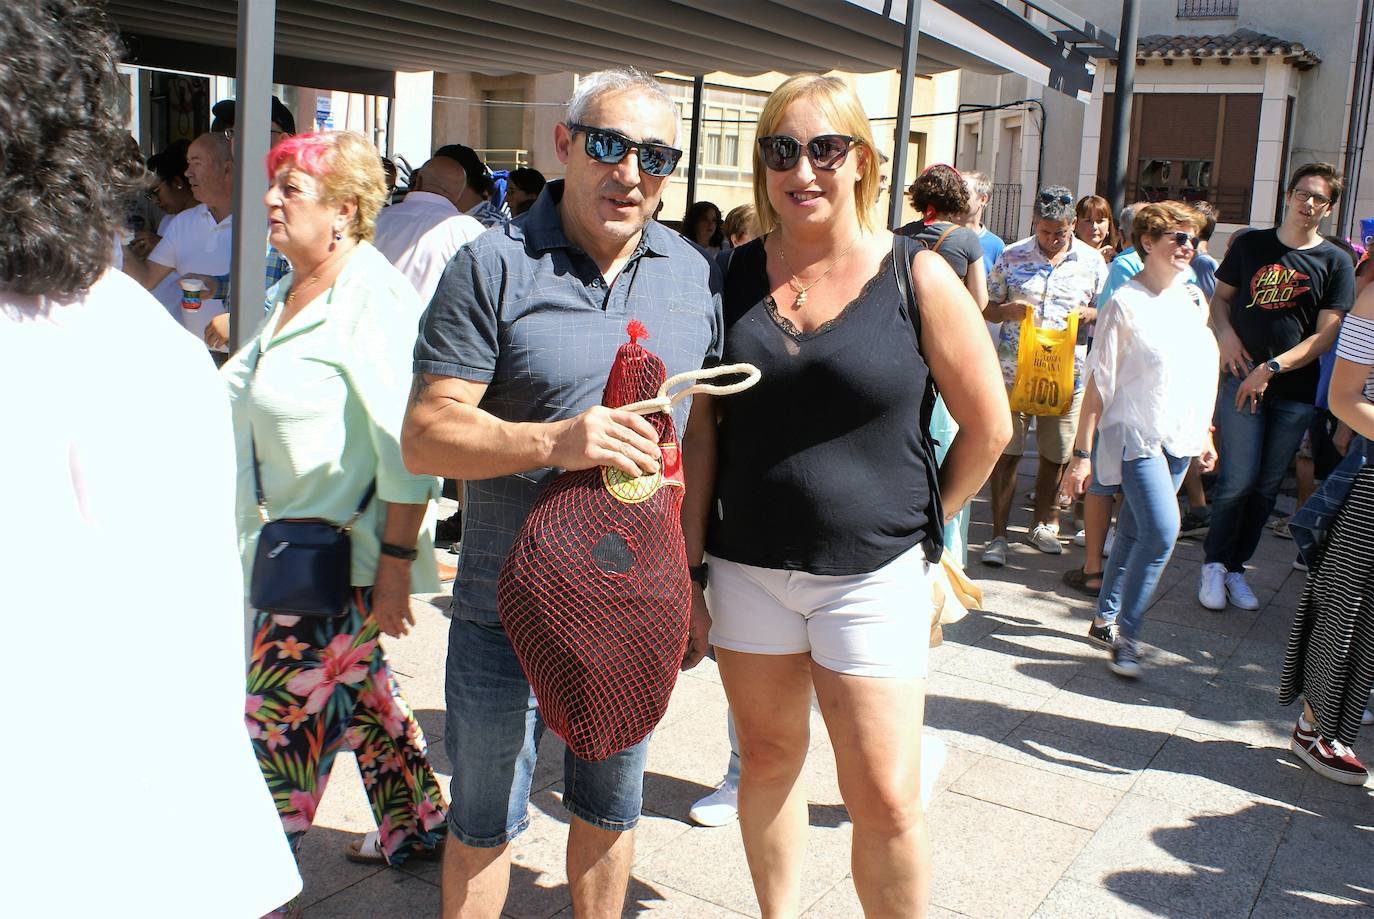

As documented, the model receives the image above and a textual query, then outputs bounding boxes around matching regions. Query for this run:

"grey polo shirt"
[414,180,723,624]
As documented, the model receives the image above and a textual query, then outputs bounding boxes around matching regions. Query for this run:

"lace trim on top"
[764,254,895,341]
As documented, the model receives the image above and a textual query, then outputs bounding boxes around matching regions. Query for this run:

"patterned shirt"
[415,180,723,623]
[466,199,511,229]
[989,234,1107,391]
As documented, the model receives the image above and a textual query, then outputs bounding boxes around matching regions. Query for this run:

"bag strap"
[892,234,922,345]
[924,223,959,254]
[248,345,375,530]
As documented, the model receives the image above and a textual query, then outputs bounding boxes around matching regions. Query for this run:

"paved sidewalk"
[299,484,1374,917]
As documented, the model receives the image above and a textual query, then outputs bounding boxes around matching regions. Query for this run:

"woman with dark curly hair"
[0,1,302,916]
[682,199,724,253]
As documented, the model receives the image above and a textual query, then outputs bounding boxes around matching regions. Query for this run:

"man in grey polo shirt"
[402,67,720,918]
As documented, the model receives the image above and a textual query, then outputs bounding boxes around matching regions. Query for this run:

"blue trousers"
[1204,375,1315,571]
[1098,451,1191,641]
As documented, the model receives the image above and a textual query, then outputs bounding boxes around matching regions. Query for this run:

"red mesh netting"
[498,321,690,761]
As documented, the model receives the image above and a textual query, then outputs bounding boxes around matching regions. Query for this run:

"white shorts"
[705,545,933,679]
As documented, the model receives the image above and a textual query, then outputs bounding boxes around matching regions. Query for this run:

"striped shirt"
[1335,312,1374,401]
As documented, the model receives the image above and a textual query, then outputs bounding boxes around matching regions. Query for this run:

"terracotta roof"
[1137,29,1320,68]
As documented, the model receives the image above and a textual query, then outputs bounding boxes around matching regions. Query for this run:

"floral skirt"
[245,588,447,865]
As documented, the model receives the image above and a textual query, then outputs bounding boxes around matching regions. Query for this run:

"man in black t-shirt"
[1199,163,1356,612]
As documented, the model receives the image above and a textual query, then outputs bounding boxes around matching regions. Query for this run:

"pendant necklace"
[778,235,860,307]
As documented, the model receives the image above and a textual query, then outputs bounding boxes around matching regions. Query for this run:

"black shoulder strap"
[248,344,375,529]
[892,233,921,346]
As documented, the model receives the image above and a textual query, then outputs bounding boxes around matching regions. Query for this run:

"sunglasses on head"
[1039,191,1074,206]
[566,123,682,177]
[756,134,858,172]
[1168,231,1201,249]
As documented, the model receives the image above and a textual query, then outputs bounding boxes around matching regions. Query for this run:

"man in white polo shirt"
[373,156,485,305]
[123,132,234,339]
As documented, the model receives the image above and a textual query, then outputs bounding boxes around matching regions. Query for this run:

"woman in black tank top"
[679,75,1011,916]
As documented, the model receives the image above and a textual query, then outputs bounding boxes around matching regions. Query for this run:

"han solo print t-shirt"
[1215,228,1356,403]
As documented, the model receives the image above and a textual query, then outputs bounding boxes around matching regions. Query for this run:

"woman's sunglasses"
[756,134,858,172]
[567,123,682,177]
[1167,231,1201,249]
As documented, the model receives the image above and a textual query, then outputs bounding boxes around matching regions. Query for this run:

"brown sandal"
[1062,567,1104,598]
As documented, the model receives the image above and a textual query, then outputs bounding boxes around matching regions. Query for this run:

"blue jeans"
[1098,451,1191,640]
[1204,375,1315,572]
[444,618,650,847]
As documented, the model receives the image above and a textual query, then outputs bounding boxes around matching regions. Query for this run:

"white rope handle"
[619,362,761,416]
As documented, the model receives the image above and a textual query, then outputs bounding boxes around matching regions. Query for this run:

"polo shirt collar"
[522,179,671,258]
[400,191,459,214]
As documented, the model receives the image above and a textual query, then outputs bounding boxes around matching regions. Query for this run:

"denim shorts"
[443,617,650,847]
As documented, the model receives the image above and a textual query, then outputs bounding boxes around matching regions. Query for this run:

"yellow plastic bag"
[1008,310,1078,416]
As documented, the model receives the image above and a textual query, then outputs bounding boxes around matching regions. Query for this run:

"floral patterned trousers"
[245,589,447,866]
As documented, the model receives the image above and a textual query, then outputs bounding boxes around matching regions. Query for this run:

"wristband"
[379,542,418,561]
[688,563,709,588]
[1072,449,1091,460]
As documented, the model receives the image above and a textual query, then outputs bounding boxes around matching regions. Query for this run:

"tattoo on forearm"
[409,374,432,408]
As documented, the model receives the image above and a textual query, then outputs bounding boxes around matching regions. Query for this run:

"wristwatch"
[688,563,709,588]
[1072,449,1092,460]
[1265,358,1283,374]
[380,542,419,561]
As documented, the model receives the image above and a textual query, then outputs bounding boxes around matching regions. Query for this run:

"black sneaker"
[435,511,463,549]
[1087,620,1118,648]
[1179,509,1211,537]
[1109,638,1142,678]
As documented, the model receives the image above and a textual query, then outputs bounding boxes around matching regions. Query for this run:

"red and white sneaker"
[1291,718,1369,785]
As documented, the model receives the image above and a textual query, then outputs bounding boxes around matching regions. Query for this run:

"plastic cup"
[180,277,205,310]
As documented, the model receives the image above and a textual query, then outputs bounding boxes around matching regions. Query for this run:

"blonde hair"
[722,203,758,242]
[752,74,881,235]
[268,131,387,242]
[1132,201,1204,256]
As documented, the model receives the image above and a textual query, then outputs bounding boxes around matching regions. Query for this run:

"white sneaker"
[1224,571,1261,611]
[1198,562,1227,610]
[1363,708,1374,726]
[1103,526,1116,557]
[982,536,1009,567]
[688,779,738,827]
[1028,524,1063,555]
[1072,528,1087,547]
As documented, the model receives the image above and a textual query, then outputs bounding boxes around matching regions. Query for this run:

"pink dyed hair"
[264,131,387,242]
[266,132,335,179]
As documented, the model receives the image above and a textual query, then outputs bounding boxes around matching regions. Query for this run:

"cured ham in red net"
[498,321,759,761]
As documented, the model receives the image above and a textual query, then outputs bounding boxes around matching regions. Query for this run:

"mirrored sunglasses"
[1039,191,1074,206]
[756,134,858,172]
[567,123,682,177]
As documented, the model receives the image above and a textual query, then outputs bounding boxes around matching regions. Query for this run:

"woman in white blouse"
[1061,202,1219,678]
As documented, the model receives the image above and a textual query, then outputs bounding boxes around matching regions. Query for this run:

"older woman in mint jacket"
[222,131,446,880]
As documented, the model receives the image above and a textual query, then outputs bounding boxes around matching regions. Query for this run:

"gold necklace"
[778,235,860,307]
[284,274,321,307]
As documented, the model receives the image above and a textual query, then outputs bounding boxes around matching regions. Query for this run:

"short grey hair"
[1034,184,1075,223]
[1119,200,1149,236]
[567,68,680,142]
[964,170,992,199]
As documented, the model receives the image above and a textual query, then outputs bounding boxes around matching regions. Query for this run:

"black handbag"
[246,345,375,618]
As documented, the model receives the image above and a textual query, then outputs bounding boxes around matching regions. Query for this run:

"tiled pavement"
[300,479,1374,917]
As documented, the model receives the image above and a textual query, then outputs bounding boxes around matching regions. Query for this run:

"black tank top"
[705,236,943,575]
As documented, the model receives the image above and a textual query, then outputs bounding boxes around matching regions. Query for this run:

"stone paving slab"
[299,471,1374,917]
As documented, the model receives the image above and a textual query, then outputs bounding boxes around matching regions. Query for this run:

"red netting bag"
[497,321,691,761]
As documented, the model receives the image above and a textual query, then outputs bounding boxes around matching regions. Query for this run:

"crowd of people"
[8,2,1374,917]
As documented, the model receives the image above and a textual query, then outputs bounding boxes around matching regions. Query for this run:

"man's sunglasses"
[567,123,682,177]
[756,134,858,172]
[1039,191,1074,206]
[1167,231,1201,249]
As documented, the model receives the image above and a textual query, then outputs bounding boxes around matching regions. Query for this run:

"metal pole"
[229,0,276,352]
[685,75,704,212]
[888,0,923,229]
[1105,0,1139,219]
